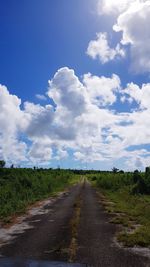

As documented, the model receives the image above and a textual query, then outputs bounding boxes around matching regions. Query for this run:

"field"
[0,168,78,223]
[88,171,150,247]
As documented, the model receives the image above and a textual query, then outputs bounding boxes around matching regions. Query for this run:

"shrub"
[132,168,150,195]
[0,168,75,219]
[0,160,6,168]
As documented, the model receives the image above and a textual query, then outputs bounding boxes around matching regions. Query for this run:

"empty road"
[0,180,149,267]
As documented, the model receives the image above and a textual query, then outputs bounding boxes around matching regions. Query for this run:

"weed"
[0,168,79,221]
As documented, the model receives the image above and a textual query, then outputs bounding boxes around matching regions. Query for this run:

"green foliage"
[112,167,119,174]
[145,167,150,193]
[133,170,141,183]
[89,170,150,247]
[0,168,76,220]
[89,172,133,191]
[118,226,150,247]
[88,168,150,195]
[0,160,6,168]
[132,168,150,194]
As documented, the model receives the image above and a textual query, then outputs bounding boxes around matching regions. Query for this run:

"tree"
[133,169,141,183]
[132,168,149,195]
[145,166,150,194]
[145,166,150,176]
[0,160,6,168]
[112,167,119,174]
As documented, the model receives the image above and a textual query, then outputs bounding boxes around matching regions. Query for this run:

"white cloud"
[0,85,27,164]
[24,102,54,138]
[124,82,150,109]
[55,149,68,160]
[98,0,135,15]
[113,0,150,72]
[0,85,22,134]
[123,150,150,171]
[95,0,150,72]
[111,108,150,149]
[35,94,47,101]
[87,32,125,63]
[48,67,88,117]
[83,72,120,106]
[1,67,150,170]
[28,142,53,163]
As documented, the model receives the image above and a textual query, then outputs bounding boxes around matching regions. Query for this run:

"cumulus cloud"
[1,67,150,170]
[83,72,121,106]
[48,67,88,116]
[98,0,135,15]
[122,82,150,109]
[95,0,150,72]
[24,102,54,138]
[87,32,125,63]
[0,85,23,135]
[55,149,68,160]
[35,94,47,101]
[113,0,150,72]
[0,85,27,164]
[28,142,53,163]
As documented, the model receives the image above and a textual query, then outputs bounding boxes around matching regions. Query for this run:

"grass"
[0,168,79,222]
[88,172,150,247]
[69,194,82,262]
[106,189,150,247]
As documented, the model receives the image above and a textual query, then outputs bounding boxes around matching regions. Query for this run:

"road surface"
[0,180,149,267]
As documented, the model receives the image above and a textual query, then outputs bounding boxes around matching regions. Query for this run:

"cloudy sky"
[1,0,150,170]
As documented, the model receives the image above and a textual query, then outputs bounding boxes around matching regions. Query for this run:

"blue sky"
[1,0,99,101]
[1,0,150,170]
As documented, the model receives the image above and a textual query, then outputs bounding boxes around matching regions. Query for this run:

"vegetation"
[88,169,150,247]
[0,168,78,222]
[0,160,6,168]
[1,164,150,247]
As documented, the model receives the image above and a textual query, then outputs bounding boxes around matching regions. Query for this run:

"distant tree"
[10,164,14,169]
[145,166,150,194]
[145,167,150,175]
[112,167,119,174]
[132,169,149,195]
[119,170,124,174]
[133,170,141,183]
[0,160,5,168]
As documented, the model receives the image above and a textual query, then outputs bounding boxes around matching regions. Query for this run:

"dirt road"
[0,181,149,266]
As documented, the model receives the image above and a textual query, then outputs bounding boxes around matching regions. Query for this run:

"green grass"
[105,189,150,247]
[118,226,150,247]
[88,172,150,247]
[0,168,79,222]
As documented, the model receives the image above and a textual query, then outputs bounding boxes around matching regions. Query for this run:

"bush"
[0,160,6,168]
[132,168,150,195]
[95,172,133,191]
[0,168,75,219]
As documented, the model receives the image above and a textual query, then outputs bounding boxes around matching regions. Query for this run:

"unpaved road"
[0,181,149,267]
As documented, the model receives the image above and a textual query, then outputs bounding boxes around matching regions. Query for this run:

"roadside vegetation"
[88,169,150,248]
[1,160,150,248]
[0,165,79,223]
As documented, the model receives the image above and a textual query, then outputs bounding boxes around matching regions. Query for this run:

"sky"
[1,0,150,170]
